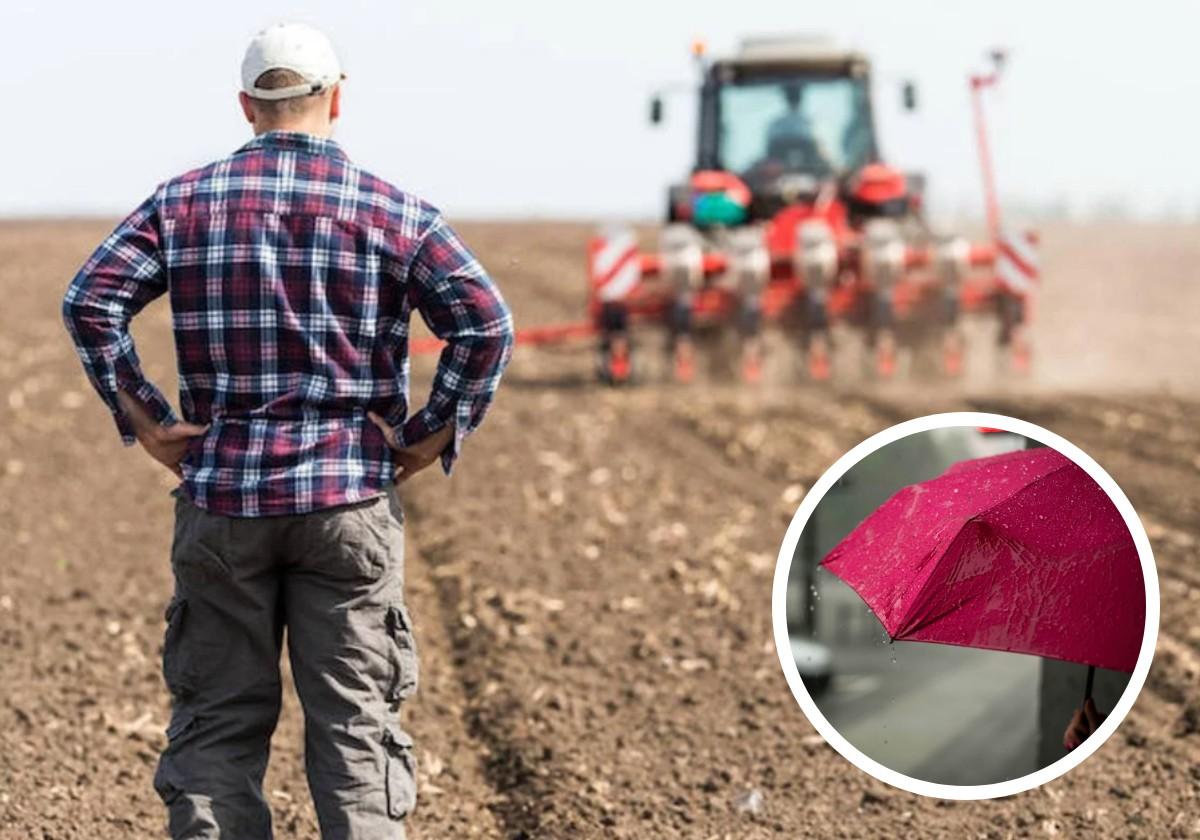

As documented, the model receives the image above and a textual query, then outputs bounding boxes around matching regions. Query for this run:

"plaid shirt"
[63,131,513,517]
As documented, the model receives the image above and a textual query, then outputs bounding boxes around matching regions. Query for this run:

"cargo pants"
[153,490,419,839]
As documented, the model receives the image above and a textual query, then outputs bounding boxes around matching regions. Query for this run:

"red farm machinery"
[588,37,1039,384]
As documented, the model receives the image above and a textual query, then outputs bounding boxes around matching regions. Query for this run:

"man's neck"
[253,123,333,139]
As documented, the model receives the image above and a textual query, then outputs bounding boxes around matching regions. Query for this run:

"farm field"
[0,219,1197,838]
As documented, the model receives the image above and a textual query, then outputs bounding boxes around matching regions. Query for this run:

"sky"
[3,1,1200,222]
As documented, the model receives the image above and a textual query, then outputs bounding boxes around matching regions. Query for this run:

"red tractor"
[589,37,1037,384]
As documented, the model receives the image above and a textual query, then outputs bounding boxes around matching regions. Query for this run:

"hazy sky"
[3,1,1199,221]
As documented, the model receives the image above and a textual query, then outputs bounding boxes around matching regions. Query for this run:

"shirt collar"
[235,131,348,161]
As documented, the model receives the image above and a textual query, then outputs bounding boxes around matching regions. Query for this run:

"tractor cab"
[655,37,914,225]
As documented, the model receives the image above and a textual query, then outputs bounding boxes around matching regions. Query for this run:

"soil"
[0,219,1197,839]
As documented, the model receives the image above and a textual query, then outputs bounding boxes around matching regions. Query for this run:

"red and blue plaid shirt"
[63,131,513,517]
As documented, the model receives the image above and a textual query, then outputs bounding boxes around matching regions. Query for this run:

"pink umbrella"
[822,447,1144,674]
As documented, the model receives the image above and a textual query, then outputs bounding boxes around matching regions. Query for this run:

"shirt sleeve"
[399,215,514,473]
[61,194,177,444]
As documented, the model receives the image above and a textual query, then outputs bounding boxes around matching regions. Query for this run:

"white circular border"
[770,411,1160,800]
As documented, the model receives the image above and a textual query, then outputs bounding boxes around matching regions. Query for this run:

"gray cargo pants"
[153,490,418,839]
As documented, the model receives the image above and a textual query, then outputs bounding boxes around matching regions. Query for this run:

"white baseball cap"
[241,23,344,101]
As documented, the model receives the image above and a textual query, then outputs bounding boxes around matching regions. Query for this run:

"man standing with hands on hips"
[62,22,513,839]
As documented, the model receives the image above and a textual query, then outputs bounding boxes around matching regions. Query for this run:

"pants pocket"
[309,501,389,581]
[385,604,419,707]
[162,597,195,701]
[171,497,232,586]
[383,725,417,819]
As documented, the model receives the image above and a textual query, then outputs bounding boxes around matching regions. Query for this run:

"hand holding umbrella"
[1063,698,1106,751]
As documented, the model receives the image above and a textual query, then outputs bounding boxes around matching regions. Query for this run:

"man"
[764,82,831,174]
[766,83,813,144]
[62,22,513,839]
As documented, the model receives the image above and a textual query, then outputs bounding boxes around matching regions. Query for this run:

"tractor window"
[718,76,875,177]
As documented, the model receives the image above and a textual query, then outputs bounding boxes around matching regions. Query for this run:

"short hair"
[249,68,328,118]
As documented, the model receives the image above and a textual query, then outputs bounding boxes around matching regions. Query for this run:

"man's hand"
[117,391,208,478]
[368,412,454,484]
[1063,697,1105,751]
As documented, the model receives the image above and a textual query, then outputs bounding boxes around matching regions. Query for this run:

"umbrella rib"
[957,460,1074,527]
[896,526,1028,637]
[893,518,984,638]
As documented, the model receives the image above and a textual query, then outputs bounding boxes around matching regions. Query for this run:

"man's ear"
[238,91,257,125]
[329,84,341,122]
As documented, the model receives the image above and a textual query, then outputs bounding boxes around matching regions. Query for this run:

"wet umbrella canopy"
[822,447,1144,673]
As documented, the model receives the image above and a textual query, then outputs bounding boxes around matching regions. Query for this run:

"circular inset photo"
[771,412,1158,800]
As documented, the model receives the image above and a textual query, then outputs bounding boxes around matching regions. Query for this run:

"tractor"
[587,36,1036,384]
